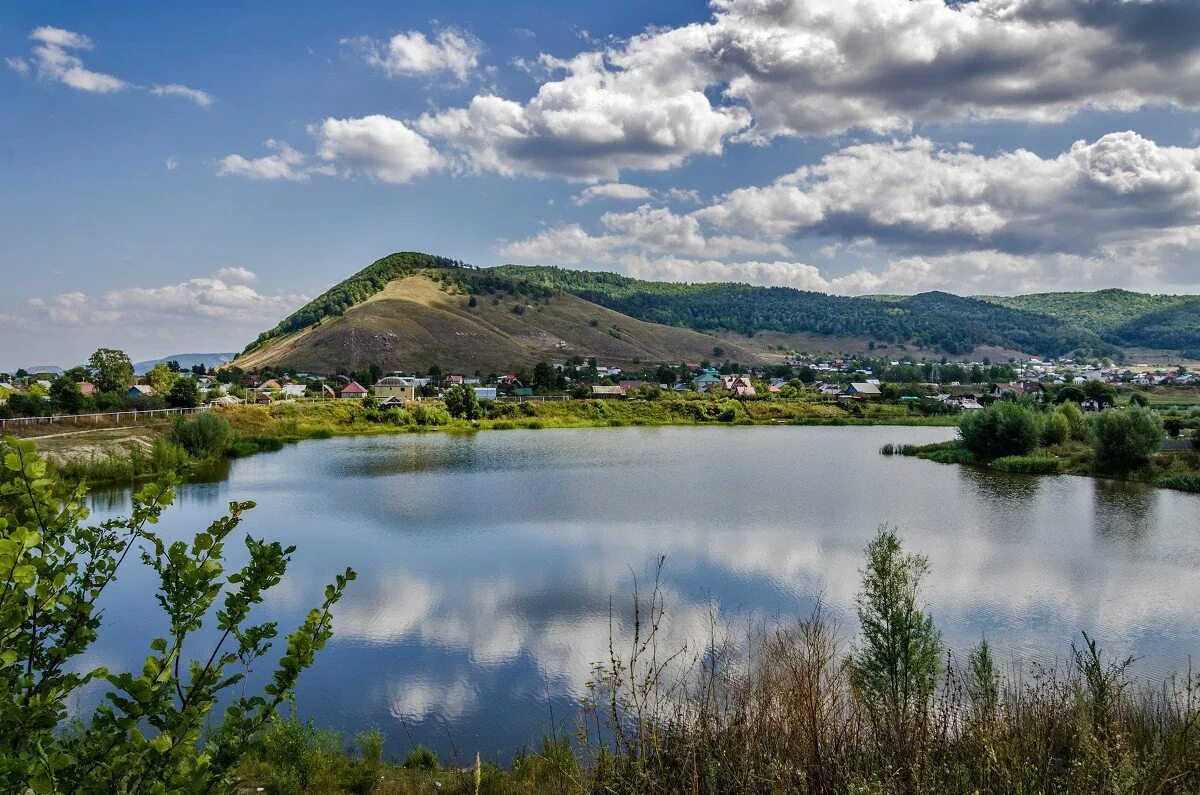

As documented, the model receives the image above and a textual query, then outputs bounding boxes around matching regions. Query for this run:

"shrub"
[443,383,480,420]
[401,745,440,771]
[1056,401,1089,442]
[409,402,451,427]
[0,437,354,793]
[958,401,1040,458]
[171,411,234,458]
[492,421,515,430]
[1042,411,1071,446]
[1090,406,1165,472]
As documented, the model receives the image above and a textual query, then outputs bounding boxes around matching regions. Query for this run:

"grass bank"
[889,438,1200,493]
[43,398,958,487]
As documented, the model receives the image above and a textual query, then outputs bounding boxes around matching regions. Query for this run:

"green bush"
[492,421,515,430]
[1090,407,1166,473]
[959,401,1040,459]
[0,437,353,794]
[409,402,451,427]
[171,411,233,458]
[401,745,440,771]
[1042,411,1070,446]
[1155,474,1200,493]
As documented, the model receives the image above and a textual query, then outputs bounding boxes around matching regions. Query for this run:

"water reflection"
[1093,479,1158,547]
[85,426,1200,760]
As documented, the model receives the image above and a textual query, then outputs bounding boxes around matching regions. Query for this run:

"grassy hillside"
[235,274,775,373]
[237,252,1200,371]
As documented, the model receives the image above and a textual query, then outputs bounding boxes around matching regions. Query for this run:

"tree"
[50,375,88,414]
[1091,406,1165,472]
[1128,391,1150,407]
[796,366,816,385]
[166,377,201,408]
[959,401,1040,458]
[1055,385,1086,404]
[166,359,181,373]
[0,437,354,793]
[1082,380,1117,407]
[88,348,134,393]
[442,383,479,420]
[853,526,942,745]
[146,363,179,395]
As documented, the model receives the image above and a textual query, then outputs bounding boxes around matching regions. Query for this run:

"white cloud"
[20,269,307,329]
[696,132,1200,258]
[9,26,214,104]
[165,156,179,171]
[415,0,1200,179]
[414,50,750,180]
[571,182,654,205]
[150,83,213,107]
[217,139,311,181]
[500,204,786,264]
[352,27,482,82]
[213,266,259,285]
[24,25,127,93]
[313,115,445,183]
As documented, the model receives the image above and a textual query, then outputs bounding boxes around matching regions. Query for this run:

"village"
[2,349,1195,423]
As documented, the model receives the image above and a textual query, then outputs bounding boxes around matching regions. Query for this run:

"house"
[473,387,497,400]
[321,384,338,399]
[957,398,984,411]
[338,381,368,399]
[128,384,154,397]
[378,395,409,407]
[619,380,649,391]
[373,376,418,403]
[817,383,842,396]
[210,395,244,406]
[446,374,465,385]
[719,375,756,397]
[592,385,626,399]
[692,374,722,392]
[255,391,273,404]
[1081,397,1103,412]
[846,382,881,397]
[281,384,307,398]
[258,379,282,391]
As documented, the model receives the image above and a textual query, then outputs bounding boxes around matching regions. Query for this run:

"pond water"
[87,425,1200,760]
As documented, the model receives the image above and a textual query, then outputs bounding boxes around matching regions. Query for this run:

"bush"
[0,437,354,793]
[492,421,515,430]
[401,745,440,771]
[958,401,1040,458]
[409,402,451,427]
[1042,411,1071,446]
[1090,406,1165,472]
[1056,401,1089,442]
[171,411,233,458]
[443,383,480,420]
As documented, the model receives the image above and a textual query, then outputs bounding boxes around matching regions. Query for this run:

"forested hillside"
[240,253,1199,367]
[490,266,1105,357]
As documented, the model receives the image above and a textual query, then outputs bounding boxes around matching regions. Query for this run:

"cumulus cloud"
[351,27,483,82]
[313,115,445,183]
[414,51,750,180]
[414,0,1200,180]
[571,182,654,205]
[696,131,1200,258]
[20,270,307,329]
[9,26,214,104]
[500,131,1200,294]
[150,83,213,107]
[500,204,787,264]
[217,139,312,181]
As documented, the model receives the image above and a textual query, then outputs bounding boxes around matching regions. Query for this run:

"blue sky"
[2,0,1199,368]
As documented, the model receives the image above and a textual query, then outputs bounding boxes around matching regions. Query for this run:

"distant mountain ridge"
[133,352,237,374]
[236,252,1200,371]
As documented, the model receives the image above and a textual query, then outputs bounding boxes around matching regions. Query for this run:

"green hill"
[236,252,1199,372]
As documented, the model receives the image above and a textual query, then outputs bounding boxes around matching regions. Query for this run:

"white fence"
[0,405,211,430]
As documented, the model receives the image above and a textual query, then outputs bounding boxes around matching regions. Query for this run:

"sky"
[1,0,1199,369]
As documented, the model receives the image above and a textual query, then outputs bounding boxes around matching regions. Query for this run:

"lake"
[87,425,1200,761]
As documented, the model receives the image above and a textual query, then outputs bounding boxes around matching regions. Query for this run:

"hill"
[236,252,1199,372]
[979,290,1200,356]
[133,352,236,374]
[235,271,773,373]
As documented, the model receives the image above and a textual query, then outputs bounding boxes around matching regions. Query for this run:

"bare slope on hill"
[234,274,778,373]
